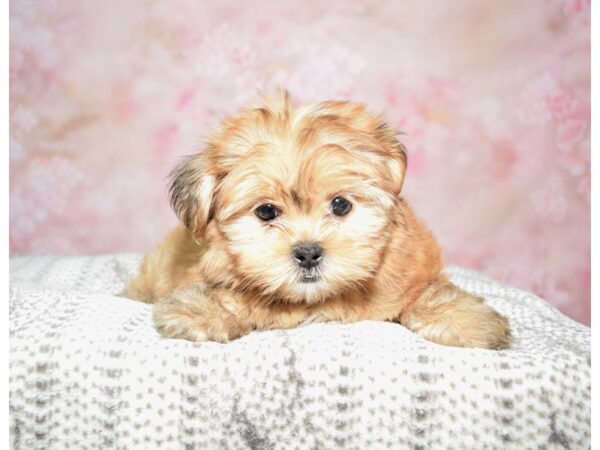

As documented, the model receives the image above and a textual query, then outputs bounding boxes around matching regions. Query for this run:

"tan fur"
[123,92,511,349]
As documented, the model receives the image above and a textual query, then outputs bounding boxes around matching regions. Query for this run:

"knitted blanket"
[9,254,591,449]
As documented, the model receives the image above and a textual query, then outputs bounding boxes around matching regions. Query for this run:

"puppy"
[124,92,511,349]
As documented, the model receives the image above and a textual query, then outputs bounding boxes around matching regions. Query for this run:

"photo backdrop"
[9,0,591,324]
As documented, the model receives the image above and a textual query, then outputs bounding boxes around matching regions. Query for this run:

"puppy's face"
[170,94,406,303]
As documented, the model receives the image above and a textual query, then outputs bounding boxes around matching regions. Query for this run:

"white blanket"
[9,254,591,449]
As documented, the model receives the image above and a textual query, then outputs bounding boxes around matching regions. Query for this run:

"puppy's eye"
[255,203,280,221]
[331,196,352,216]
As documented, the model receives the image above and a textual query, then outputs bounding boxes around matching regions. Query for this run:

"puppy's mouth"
[300,275,320,283]
[299,270,321,284]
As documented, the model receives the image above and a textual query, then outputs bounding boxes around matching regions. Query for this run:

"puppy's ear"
[169,154,216,236]
[374,122,407,196]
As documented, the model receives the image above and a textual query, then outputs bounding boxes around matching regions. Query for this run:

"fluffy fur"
[124,92,511,349]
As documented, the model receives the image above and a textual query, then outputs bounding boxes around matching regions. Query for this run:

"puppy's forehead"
[214,101,383,162]
[222,142,367,204]
[212,99,396,211]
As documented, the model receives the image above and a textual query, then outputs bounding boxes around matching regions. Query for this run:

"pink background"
[9,0,590,325]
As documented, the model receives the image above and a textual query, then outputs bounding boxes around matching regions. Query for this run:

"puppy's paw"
[153,284,251,343]
[431,301,512,350]
[473,305,512,350]
[400,281,512,350]
[154,304,213,342]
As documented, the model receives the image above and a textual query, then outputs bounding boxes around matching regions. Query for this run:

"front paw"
[422,300,511,349]
[447,302,512,350]
[153,285,251,343]
[154,304,213,342]
[401,282,512,350]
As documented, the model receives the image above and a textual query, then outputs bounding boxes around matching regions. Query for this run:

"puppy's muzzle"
[293,243,323,269]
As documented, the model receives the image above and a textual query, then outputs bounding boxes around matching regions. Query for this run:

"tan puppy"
[124,92,511,349]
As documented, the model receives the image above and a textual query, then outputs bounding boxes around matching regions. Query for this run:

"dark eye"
[331,196,352,216]
[255,203,280,221]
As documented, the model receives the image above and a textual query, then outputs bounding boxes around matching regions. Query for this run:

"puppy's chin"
[288,280,332,304]
[252,271,338,305]
[237,264,346,305]
[261,266,371,305]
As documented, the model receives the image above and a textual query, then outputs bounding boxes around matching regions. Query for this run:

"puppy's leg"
[153,284,251,343]
[398,279,511,349]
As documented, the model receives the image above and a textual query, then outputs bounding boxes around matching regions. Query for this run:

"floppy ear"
[168,153,216,236]
[374,122,407,196]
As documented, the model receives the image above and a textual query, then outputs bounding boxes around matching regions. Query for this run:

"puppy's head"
[170,92,406,303]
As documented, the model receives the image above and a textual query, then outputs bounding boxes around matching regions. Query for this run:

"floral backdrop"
[9,0,591,324]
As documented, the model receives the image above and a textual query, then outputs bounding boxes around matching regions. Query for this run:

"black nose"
[293,244,323,269]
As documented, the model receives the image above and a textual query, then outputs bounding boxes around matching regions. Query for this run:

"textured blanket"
[9,255,591,449]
